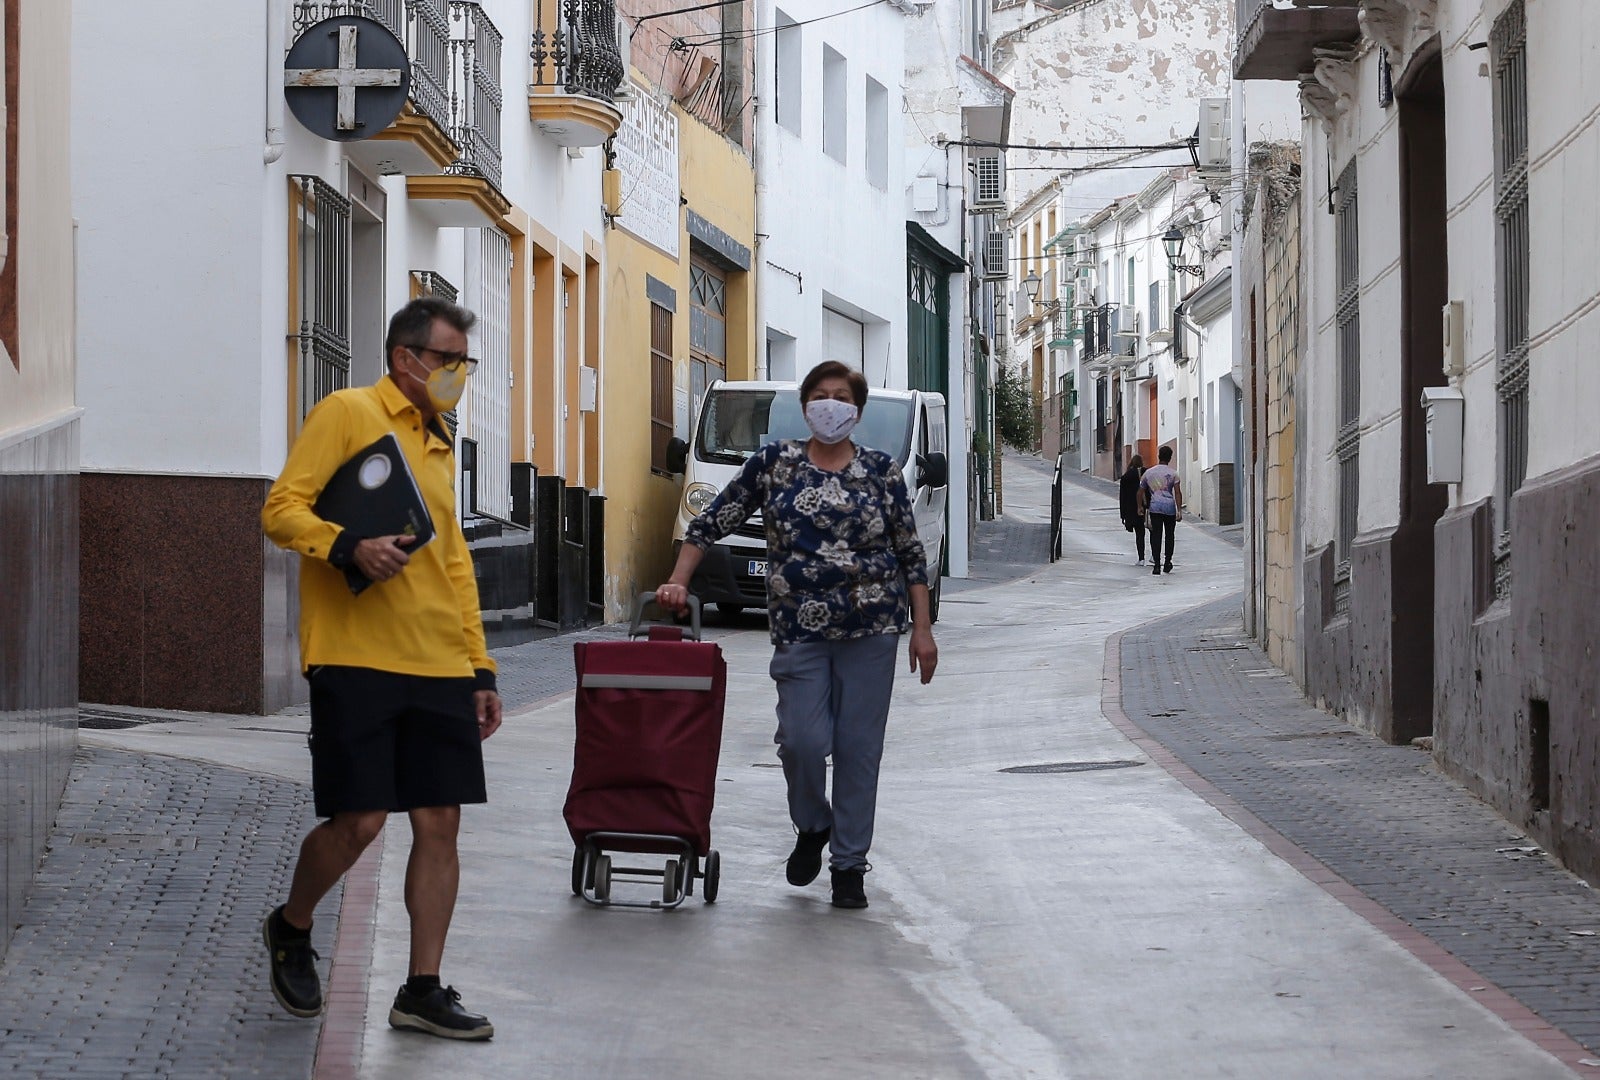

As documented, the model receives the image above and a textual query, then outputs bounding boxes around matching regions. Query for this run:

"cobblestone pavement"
[0,748,328,1079]
[1120,596,1600,1055]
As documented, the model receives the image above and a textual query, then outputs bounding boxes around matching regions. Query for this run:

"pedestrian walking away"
[655,360,939,910]
[259,297,503,1041]
[1140,444,1184,576]
[1119,453,1147,565]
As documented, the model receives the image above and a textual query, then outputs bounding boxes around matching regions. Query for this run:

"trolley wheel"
[592,854,612,902]
[703,850,720,903]
[681,853,696,897]
[662,859,682,905]
[570,847,585,896]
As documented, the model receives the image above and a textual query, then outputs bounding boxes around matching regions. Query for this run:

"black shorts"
[307,666,487,818]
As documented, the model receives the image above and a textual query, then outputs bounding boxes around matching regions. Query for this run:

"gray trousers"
[769,633,900,872]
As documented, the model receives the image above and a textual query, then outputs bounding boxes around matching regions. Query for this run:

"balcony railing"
[531,0,626,104]
[447,0,504,192]
[1234,0,1360,81]
[293,1,454,136]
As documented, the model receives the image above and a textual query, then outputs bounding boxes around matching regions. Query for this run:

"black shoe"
[830,868,868,909]
[1164,563,1173,574]
[1152,565,1161,575]
[262,907,322,1018]
[389,984,494,1041]
[786,827,831,886]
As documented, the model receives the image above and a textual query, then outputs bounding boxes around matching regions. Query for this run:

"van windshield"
[696,388,913,467]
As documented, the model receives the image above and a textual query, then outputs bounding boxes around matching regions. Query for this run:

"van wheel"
[929,578,942,624]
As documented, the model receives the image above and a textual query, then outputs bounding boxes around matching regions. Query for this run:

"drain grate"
[72,832,197,851]
[78,708,187,731]
[1000,760,1145,775]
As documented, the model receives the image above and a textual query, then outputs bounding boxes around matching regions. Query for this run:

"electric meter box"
[1421,385,1464,484]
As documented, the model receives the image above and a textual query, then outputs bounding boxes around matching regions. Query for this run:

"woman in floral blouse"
[656,361,938,910]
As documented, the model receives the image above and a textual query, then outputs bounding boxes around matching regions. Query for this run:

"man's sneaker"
[389,984,495,1041]
[786,827,831,886]
[262,907,322,1018]
[830,868,868,909]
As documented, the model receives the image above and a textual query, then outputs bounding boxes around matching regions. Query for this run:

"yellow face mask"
[404,350,468,411]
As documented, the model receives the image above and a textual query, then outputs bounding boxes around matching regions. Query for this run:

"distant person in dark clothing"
[1119,454,1146,565]
[1140,445,1184,575]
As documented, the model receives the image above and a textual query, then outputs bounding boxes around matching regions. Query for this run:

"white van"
[666,380,949,621]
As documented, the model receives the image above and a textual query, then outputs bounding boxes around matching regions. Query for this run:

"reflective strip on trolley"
[580,674,715,690]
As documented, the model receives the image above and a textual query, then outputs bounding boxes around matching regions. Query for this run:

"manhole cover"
[78,708,186,731]
[1000,760,1145,775]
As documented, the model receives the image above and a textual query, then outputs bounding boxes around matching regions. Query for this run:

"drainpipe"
[264,0,288,164]
[752,1,767,379]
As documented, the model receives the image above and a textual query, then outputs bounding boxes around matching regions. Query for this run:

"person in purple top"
[1139,444,1184,575]
[656,361,938,910]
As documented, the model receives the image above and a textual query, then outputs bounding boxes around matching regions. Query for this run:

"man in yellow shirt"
[260,297,502,1041]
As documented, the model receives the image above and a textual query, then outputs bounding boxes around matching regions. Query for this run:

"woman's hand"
[909,626,938,684]
[655,582,691,615]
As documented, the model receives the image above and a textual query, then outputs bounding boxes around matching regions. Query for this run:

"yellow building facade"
[601,94,757,619]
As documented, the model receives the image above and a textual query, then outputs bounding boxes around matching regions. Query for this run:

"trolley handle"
[631,591,702,641]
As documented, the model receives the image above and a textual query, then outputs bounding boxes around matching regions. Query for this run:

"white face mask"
[804,398,860,445]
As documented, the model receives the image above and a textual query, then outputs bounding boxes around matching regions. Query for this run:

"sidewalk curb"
[314,830,384,1080]
[1099,610,1595,1077]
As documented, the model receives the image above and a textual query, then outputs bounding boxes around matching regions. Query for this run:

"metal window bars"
[531,0,626,104]
[444,1,504,192]
[1333,158,1360,594]
[1492,0,1529,599]
[291,0,453,137]
[290,176,353,423]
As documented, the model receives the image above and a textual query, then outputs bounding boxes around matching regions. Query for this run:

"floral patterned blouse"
[684,440,930,645]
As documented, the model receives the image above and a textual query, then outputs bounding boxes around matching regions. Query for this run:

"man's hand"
[474,690,503,741]
[352,534,416,583]
[909,626,938,685]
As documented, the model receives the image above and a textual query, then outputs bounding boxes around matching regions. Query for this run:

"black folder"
[313,433,436,595]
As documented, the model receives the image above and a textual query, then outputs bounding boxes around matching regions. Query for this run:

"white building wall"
[757,0,906,388]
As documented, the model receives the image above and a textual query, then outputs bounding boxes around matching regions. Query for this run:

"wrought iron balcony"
[293,0,453,137]
[1235,0,1361,81]
[529,0,626,147]
[447,0,504,192]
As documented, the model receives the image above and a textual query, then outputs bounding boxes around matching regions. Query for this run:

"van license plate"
[747,559,768,576]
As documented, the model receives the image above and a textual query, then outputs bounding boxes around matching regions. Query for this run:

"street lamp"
[1162,227,1204,277]
[1022,269,1042,305]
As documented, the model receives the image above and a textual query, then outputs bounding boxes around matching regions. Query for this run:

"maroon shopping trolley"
[564,593,726,908]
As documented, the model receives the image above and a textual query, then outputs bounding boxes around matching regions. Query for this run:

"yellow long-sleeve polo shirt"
[261,375,496,687]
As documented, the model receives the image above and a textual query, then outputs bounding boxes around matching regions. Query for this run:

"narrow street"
[8,454,1596,1078]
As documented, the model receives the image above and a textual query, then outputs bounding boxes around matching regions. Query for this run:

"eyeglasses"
[410,345,479,374]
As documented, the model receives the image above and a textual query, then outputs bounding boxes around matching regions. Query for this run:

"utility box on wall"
[1421,385,1465,484]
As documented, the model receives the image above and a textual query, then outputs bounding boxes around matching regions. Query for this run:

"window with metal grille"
[1492,0,1529,599]
[689,259,727,412]
[1333,157,1360,613]
[1095,376,1108,453]
[290,175,352,426]
[464,227,512,519]
[650,303,674,475]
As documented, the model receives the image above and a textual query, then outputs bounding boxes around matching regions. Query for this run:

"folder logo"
[357,453,392,490]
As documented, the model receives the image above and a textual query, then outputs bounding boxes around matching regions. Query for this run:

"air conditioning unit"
[613,15,635,101]
[981,229,1008,280]
[1198,97,1229,174]
[1073,234,1094,268]
[973,153,1005,209]
[1113,309,1141,337]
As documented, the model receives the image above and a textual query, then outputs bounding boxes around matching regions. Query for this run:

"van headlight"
[684,483,718,515]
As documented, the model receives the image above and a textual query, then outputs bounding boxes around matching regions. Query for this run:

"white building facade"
[1238,0,1600,884]
[755,0,909,389]
[902,0,1009,573]
[73,0,621,712]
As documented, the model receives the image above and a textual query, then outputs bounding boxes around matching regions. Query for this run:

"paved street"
[4,453,1600,1077]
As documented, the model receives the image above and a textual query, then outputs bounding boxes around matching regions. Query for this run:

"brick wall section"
[618,0,755,152]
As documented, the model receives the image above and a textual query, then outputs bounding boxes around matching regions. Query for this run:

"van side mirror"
[918,451,948,489]
[665,437,688,474]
